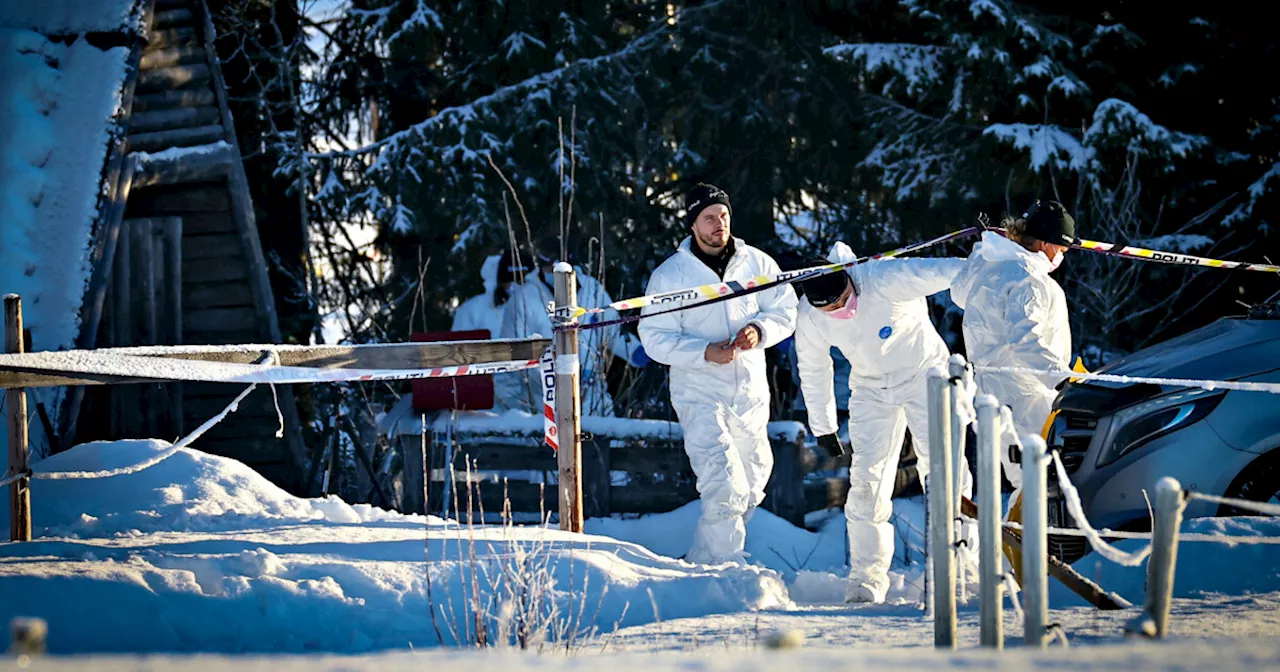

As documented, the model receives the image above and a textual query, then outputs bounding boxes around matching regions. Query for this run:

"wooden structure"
[5,296,32,541]
[35,0,311,491]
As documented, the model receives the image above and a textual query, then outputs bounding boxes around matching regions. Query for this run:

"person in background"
[637,183,798,565]
[951,199,1076,488]
[498,236,648,416]
[793,241,971,603]
[451,248,532,337]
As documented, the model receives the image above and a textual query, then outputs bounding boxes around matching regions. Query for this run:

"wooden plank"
[163,217,184,436]
[181,233,241,261]
[130,221,158,345]
[128,124,225,153]
[0,338,551,389]
[188,436,292,465]
[148,27,198,50]
[112,222,132,347]
[133,143,233,188]
[179,329,259,346]
[127,184,229,213]
[183,281,254,309]
[131,106,221,134]
[609,445,691,474]
[5,296,32,541]
[136,64,211,92]
[140,45,206,70]
[185,256,249,282]
[179,211,237,236]
[449,443,556,472]
[133,88,216,111]
[610,485,697,515]
[184,306,258,333]
[153,8,195,28]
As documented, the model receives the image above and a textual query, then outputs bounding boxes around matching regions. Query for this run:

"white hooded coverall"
[638,237,798,565]
[498,266,641,416]
[451,254,505,337]
[950,231,1072,487]
[794,242,968,602]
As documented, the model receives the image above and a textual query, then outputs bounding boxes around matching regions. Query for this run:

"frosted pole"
[927,368,956,648]
[553,264,584,533]
[976,395,1003,649]
[947,355,971,604]
[1149,477,1185,638]
[1021,435,1049,648]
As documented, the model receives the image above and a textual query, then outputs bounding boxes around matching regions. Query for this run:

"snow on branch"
[824,43,950,96]
[308,0,726,165]
[1085,98,1209,168]
[983,123,1090,172]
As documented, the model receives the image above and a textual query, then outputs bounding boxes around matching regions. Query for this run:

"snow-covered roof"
[0,23,130,353]
[0,0,143,36]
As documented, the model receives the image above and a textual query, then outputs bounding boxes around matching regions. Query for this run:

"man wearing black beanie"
[637,183,798,565]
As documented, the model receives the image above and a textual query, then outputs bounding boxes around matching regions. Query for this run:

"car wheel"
[1220,450,1280,517]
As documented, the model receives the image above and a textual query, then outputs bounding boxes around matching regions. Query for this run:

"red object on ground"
[410,330,495,410]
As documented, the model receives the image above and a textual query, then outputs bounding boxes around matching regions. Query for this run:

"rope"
[567,226,985,332]
[31,383,259,480]
[0,470,31,488]
[1050,451,1152,567]
[1186,492,1280,517]
[1003,521,1280,545]
[0,350,540,385]
[974,366,1280,395]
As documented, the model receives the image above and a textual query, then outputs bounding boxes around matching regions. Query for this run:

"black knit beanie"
[685,183,732,227]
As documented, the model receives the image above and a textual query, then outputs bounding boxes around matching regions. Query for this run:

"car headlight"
[1095,388,1226,468]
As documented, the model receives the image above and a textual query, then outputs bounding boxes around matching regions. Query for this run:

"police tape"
[559,225,986,331]
[539,347,558,451]
[0,350,541,385]
[987,227,1280,273]
[973,365,1280,395]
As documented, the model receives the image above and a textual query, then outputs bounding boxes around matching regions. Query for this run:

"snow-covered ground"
[2,439,1279,667]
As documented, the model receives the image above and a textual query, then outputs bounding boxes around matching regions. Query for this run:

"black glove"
[817,433,851,458]
[1007,443,1021,465]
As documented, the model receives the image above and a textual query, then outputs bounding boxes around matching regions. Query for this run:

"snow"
[823,43,946,96]
[3,438,1280,661]
[968,0,1007,25]
[133,141,232,164]
[983,123,1089,172]
[0,439,790,653]
[0,32,127,355]
[1085,98,1209,164]
[0,0,142,35]
[383,407,807,444]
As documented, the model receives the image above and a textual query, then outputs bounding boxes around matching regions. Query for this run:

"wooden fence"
[393,414,810,526]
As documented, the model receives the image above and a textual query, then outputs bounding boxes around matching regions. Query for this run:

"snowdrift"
[0,440,789,654]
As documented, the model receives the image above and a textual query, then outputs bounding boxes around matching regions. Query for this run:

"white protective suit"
[637,238,798,565]
[497,266,641,416]
[794,242,969,602]
[951,231,1072,487]
[451,254,505,337]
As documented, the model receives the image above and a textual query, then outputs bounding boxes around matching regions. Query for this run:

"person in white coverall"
[637,183,798,565]
[951,200,1076,488]
[794,242,971,603]
[498,238,648,416]
[451,251,524,336]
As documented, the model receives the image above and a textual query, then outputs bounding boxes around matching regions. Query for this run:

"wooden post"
[132,219,157,437]
[6,295,32,541]
[553,265,583,532]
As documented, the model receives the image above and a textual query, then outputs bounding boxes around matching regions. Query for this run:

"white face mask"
[1048,253,1065,273]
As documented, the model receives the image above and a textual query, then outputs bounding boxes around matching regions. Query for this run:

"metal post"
[1021,434,1049,648]
[553,264,583,533]
[926,368,956,648]
[5,294,32,541]
[1149,477,1185,638]
[947,355,971,604]
[975,395,1003,649]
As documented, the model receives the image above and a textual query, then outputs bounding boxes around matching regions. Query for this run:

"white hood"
[951,231,1051,310]
[479,253,501,294]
